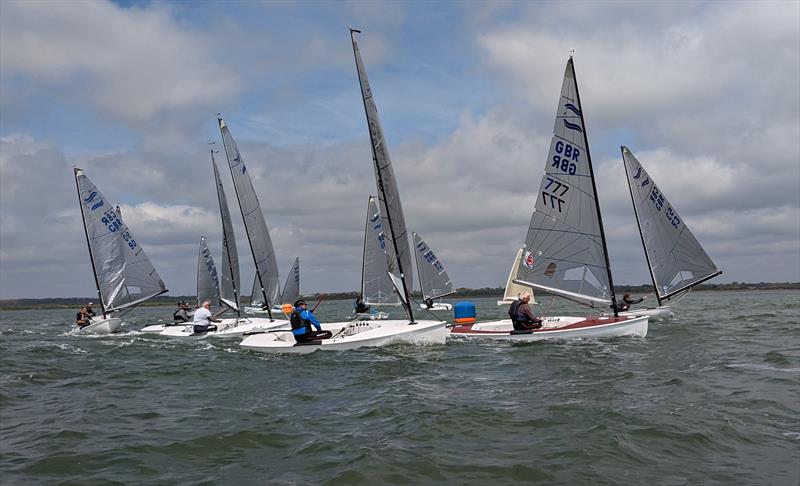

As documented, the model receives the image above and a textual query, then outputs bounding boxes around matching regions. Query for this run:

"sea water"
[1,290,798,484]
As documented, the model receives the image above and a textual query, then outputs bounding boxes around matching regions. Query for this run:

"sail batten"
[74,168,167,314]
[621,146,721,303]
[514,58,613,309]
[412,232,454,301]
[217,116,280,312]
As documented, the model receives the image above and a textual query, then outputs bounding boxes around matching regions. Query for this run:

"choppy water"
[1,290,798,484]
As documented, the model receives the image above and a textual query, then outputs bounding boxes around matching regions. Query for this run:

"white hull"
[496,299,514,306]
[159,317,289,339]
[240,319,447,354]
[449,315,648,341]
[620,306,673,322]
[81,317,122,334]
[352,311,390,320]
[418,302,452,311]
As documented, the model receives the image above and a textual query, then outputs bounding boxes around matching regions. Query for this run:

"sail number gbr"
[542,176,570,212]
[552,140,581,175]
[100,208,138,249]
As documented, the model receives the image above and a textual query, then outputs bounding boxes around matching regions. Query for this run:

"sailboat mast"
[570,58,619,316]
[217,116,274,321]
[621,146,662,306]
[350,28,415,323]
[210,144,241,317]
[73,168,107,319]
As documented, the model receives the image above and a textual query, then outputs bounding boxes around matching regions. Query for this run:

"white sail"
[211,148,240,311]
[351,30,414,318]
[362,196,401,306]
[217,116,281,310]
[621,146,721,302]
[514,58,613,309]
[281,257,301,304]
[412,232,454,301]
[74,168,167,312]
[196,236,221,308]
[502,248,535,302]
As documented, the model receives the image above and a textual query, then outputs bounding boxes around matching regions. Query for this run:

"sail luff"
[211,146,241,314]
[74,167,107,319]
[350,28,415,322]
[570,57,618,316]
[621,145,662,306]
[217,115,279,320]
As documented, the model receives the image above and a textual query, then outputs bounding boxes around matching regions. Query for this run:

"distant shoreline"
[1,282,797,311]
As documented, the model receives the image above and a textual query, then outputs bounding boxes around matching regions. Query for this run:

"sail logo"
[641,177,650,188]
[564,103,582,116]
[84,191,105,211]
[563,120,583,133]
[633,167,642,180]
[523,251,535,269]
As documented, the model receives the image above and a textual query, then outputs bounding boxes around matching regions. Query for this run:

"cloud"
[0,0,239,129]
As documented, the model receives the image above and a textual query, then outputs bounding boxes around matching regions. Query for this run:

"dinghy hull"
[240,319,447,354]
[418,303,452,311]
[81,317,122,334]
[159,318,289,339]
[621,306,673,322]
[449,315,648,341]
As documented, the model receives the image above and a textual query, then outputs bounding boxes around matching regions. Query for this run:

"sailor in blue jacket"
[290,299,332,343]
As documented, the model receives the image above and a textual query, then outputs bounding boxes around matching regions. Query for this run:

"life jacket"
[173,309,183,322]
[508,300,521,324]
[290,309,312,335]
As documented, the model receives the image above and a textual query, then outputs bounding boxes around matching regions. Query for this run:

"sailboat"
[496,248,535,305]
[450,58,649,341]
[239,29,447,353]
[245,257,299,315]
[74,167,168,334]
[353,195,399,320]
[618,146,722,321]
[413,232,454,311]
[141,235,221,334]
[161,134,289,338]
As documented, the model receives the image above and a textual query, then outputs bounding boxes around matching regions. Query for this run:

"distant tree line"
[2,281,798,310]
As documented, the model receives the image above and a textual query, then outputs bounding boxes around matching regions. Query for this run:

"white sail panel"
[75,168,167,312]
[211,149,240,311]
[362,196,401,306]
[502,248,535,302]
[412,232,454,301]
[196,236,220,308]
[281,257,301,304]
[351,32,413,300]
[514,59,611,308]
[622,147,721,300]
[217,117,281,309]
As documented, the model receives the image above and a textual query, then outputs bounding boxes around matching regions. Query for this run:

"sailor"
[75,306,91,328]
[192,300,220,334]
[173,301,192,322]
[291,299,332,343]
[508,291,542,331]
[85,302,96,318]
[354,297,370,314]
[424,297,434,309]
[612,293,646,313]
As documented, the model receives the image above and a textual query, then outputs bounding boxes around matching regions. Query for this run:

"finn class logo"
[524,251,535,269]
[633,167,642,180]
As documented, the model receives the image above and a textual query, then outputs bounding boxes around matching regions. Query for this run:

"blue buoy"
[453,300,476,324]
